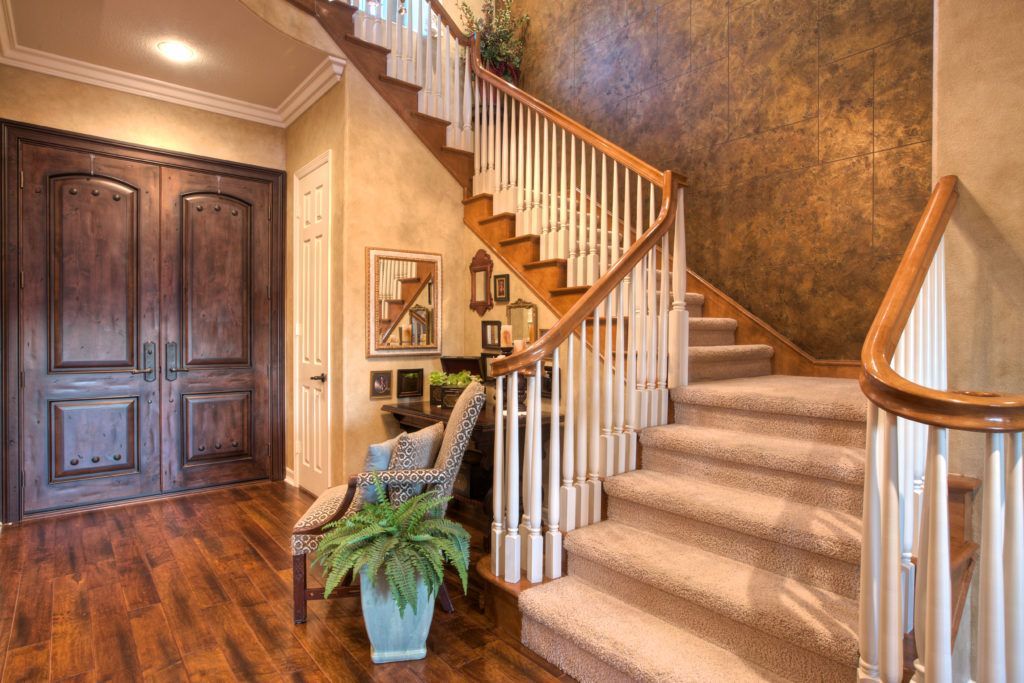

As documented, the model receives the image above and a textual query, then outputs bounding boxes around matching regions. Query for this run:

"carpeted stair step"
[520,576,786,682]
[689,317,738,346]
[563,521,858,682]
[688,344,773,381]
[640,424,864,514]
[685,292,704,317]
[605,469,861,597]
[673,375,867,448]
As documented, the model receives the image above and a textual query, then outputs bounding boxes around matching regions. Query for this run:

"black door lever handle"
[309,373,327,382]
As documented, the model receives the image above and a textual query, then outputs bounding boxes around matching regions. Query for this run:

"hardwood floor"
[0,482,570,682]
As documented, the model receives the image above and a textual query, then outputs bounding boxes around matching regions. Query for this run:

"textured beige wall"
[936,0,1024,678]
[0,63,286,169]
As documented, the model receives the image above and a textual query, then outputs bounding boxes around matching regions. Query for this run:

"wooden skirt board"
[1,122,285,521]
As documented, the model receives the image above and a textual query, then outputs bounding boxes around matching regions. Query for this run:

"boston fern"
[314,476,471,616]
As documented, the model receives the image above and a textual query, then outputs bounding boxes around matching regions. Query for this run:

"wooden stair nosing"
[380,74,421,92]
[523,259,567,271]
[411,110,452,129]
[479,212,516,226]
[550,285,589,296]
[499,234,540,247]
[442,145,474,160]
[343,33,389,55]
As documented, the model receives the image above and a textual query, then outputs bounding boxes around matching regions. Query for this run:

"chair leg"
[438,583,455,614]
[293,553,308,624]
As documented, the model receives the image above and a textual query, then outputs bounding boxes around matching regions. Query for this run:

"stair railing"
[858,175,1024,682]
[326,0,688,586]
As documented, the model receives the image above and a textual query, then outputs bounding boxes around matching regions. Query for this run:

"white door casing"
[293,151,332,496]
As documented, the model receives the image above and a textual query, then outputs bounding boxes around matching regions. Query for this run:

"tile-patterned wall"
[515,0,933,359]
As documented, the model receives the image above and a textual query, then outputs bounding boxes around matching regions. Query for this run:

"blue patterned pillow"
[362,435,398,503]
[386,422,444,505]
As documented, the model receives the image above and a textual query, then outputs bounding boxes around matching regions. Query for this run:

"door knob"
[130,342,157,382]
[310,373,327,382]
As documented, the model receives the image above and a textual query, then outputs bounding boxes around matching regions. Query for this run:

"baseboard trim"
[284,468,297,487]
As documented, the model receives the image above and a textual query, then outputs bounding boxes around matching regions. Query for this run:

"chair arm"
[292,476,359,535]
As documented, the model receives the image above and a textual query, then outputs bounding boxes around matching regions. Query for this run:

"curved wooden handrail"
[860,175,1024,432]
[491,172,681,376]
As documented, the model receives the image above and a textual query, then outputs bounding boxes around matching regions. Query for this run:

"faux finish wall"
[934,0,1024,677]
[515,0,934,359]
[0,63,286,169]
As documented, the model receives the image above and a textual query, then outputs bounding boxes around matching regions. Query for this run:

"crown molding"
[0,0,344,128]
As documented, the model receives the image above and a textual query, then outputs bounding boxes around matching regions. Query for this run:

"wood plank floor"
[0,482,571,682]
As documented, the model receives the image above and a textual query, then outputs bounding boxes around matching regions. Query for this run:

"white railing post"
[567,136,578,285]
[668,186,688,390]
[1006,432,1024,682]
[545,349,562,579]
[879,409,904,682]
[979,433,1007,681]
[576,319,590,526]
[491,375,505,577]
[588,307,602,522]
[503,370,521,583]
[914,426,952,683]
[526,361,544,583]
[860,403,882,682]
[561,334,577,532]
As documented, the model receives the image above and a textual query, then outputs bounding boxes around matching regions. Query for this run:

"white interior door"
[295,153,331,496]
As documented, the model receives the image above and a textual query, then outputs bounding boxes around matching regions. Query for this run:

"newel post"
[667,184,689,390]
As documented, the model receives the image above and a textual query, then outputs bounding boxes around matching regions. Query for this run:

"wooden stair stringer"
[287,0,473,190]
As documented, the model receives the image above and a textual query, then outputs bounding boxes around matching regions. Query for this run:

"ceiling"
[0,0,344,126]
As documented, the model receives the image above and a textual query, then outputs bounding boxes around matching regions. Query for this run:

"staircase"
[284,2,988,680]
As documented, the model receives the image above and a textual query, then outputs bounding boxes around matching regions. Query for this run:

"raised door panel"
[160,168,273,491]
[181,194,251,367]
[16,140,162,515]
[50,176,139,371]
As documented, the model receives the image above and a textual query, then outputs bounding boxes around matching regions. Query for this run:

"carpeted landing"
[519,297,867,682]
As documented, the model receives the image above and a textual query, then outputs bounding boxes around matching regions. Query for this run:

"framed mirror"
[506,298,539,343]
[469,249,493,316]
[367,248,442,357]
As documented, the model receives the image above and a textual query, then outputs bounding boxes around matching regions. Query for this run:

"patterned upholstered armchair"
[291,382,485,624]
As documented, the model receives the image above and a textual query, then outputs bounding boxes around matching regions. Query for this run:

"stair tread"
[523,259,566,270]
[343,34,390,54]
[565,521,859,666]
[688,344,774,362]
[604,469,861,564]
[672,375,867,423]
[379,74,420,92]
[499,234,539,246]
[690,317,738,330]
[640,424,865,485]
[520,576,787,683]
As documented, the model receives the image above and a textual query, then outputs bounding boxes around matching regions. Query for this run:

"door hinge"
[18,271,24,289]
[19,170,24,189]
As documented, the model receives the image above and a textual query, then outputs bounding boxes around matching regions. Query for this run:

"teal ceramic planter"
[359,567,436,663]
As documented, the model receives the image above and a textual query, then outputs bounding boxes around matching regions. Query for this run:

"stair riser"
[686,301,703,318]
[567,557,856,682]
[522,620,641,683]
[498,240,540,266]
[477,216,516,244]
[642,448,863,516]
[689,358,771,382]
[690,329,736,346]
[674,403,865,448]
[607,498,860,598]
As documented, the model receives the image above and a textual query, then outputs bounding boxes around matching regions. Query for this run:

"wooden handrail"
[860,175,1024,432]
[490,172,681,376]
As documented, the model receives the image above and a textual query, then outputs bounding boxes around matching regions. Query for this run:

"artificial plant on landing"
[314,476,471,662]
[459,0,530,84]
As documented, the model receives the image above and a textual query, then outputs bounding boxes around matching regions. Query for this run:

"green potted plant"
[440,370,482,408]
[459,0,529,84]
[428,371,447,407]
[315,478,470,664]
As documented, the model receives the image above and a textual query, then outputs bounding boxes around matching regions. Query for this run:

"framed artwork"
[493,274,510,303]
[396,368,424,399]
[369,370,393,399]
[481,320,502,350]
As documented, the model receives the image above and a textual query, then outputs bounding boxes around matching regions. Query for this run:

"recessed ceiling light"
[156,40,197,63]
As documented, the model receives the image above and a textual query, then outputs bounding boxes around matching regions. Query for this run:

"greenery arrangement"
[459,0,530,83]
[315,476,471,616]
[428,370,481,387]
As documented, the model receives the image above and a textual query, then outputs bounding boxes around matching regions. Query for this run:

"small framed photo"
[369,370,393,399]
[493,274,510,303]
[396,368,424,399]
[481,320,502,350]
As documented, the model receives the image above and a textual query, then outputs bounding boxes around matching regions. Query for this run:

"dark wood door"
[158,168,274,491]
[18,142,163,514]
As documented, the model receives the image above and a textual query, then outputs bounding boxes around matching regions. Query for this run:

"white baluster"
[599,154,608,278]
[614,279,626,474]
[403,2,414,86]
[545,349,562,580]
[879,409,903,682]
[914,426,952,683]
[589,307,602,522]
[540,117,550,259]
[516,101,525,232]
[561,335,577,533]
[623,172,638,469]
[520,358,534,569]
[461,48,472,150]
[532,111,542,235]
[567,136,578,286]
[547,120,558,260]
[657,231,670,424]
[523,108,533,235]
[1007,432,1024,682]
[577,144,589,286]
[506,97,517,214]
[491,375,505,577]
[558,129,568,260]
[860,403,882,682]
[646,186,658,426]
[979,433,1007,682]
[576,319,590,526]
[441,31,451,142]
[587,148,598,284]
[668,185,689,390]
[488,84,497,194]
[497,91,507,211]
[601,295,614,478]
[526,362,544,583]
[472,78,481,194]
[503,370,521,583]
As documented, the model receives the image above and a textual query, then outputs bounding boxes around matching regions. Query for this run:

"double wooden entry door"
[4,124,283,518]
